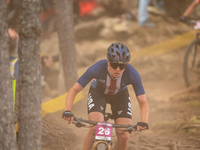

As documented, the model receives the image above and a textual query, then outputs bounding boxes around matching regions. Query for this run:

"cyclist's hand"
[179,15,187,23]
[62,111,74,123]
[136,122,149,131]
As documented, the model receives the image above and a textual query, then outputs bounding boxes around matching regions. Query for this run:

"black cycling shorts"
[87,87,132,120]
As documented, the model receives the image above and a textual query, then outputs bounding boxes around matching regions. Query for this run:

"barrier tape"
[15,91,83,131]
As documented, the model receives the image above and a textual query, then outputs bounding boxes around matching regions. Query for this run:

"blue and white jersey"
[77,59,145,96]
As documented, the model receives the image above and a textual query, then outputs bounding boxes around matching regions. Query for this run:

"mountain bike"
[183,20,200,87]
[72,113,137,150]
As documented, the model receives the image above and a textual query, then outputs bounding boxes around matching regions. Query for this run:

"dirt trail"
[41,12,200,150]
[42,46,200,150]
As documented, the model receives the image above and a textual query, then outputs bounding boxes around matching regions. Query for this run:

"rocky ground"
[40,6,200,150]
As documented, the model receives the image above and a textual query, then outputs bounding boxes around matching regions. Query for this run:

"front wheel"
[183,39,200,87]
[96,143,107,150]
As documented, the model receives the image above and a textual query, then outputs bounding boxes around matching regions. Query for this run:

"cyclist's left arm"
[136,94,149,131]
[127,65,149,130]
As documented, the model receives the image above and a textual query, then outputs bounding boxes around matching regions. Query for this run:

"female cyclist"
[63,42,149,150]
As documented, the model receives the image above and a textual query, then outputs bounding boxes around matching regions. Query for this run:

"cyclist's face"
[107,60,126,78]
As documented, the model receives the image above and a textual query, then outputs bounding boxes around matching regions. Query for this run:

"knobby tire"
[183,39,200,87]
[96,143,107,150]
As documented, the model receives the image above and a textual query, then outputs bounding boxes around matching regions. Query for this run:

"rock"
[74,19,103,40]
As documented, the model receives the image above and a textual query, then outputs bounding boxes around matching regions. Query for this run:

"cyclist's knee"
[117,132,129,143]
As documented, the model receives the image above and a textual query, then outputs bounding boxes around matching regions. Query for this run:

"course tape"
[131,30,196,58]
[41,91,84,117]
[15,91,84,131]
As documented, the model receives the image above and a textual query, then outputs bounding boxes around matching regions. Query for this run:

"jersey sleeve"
[77,62,100,88]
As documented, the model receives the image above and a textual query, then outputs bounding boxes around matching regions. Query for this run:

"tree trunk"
[0,1,17,150]
[18,0,42,150]
[54,0,78,92]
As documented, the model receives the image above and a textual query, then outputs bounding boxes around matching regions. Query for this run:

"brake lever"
[73,120,86,128]
[127,125,137,133]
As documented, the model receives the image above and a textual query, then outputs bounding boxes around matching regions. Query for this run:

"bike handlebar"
[180,19,200,30]
[73,117,137,133]
[186,19,198,25]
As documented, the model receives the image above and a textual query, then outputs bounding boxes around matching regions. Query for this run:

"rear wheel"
[96,143,107,150]
[183,39,200,87]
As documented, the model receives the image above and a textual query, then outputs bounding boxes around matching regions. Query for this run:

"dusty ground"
[40,9,200,150]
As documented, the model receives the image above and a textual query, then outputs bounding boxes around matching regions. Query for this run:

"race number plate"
[95,122,113,141]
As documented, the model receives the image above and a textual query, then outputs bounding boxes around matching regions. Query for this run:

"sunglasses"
[110,62,127,70]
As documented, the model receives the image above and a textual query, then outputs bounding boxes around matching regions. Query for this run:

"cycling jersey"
[77,59,145,96]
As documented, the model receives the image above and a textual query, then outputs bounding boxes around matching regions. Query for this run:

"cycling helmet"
[107,42,131,63]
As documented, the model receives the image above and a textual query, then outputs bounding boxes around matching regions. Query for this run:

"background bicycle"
[182,19,200,87]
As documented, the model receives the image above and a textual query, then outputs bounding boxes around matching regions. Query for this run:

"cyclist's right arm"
[64,63,98,112]
[63,60,104,122]
[63,82,83,123]
[64,82,83,111]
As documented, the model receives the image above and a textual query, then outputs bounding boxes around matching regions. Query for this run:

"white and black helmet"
[107,42,131,63]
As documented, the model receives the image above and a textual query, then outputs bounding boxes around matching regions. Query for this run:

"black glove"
[137,122,149,129]
[62,111,74,119]
[179,15,187,23]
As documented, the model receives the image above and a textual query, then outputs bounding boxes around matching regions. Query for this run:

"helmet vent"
[116,44,119,49]
[116,51,120,57]
[122,52,125,60]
